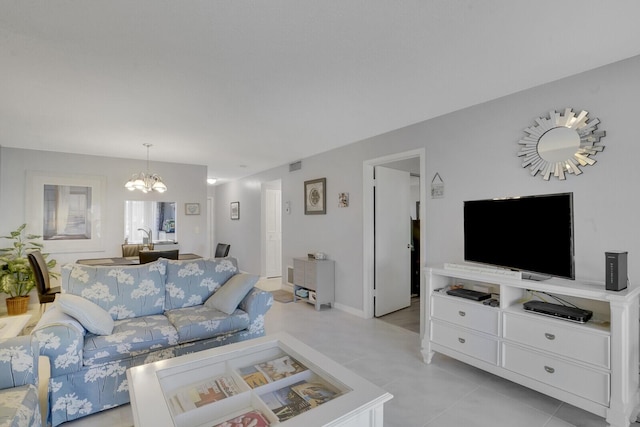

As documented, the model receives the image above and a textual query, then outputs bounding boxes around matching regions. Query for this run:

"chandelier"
[124,143,167,193]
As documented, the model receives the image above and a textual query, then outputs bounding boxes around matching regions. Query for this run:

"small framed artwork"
[431,172,444,199]
[230,201,240,220]
[304,178,326,215]
[185,203,200,215]
[338,192,349,207]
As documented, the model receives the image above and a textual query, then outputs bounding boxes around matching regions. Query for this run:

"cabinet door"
[304,261,317,289]
[293,259,305,286]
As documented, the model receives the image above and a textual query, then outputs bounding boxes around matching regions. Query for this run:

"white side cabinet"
[293,258,335,310]
[422,265,640,427]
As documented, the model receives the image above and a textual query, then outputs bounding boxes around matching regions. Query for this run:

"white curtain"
[55,185,71,235]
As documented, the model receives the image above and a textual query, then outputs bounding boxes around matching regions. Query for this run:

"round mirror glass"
[537,127,580,163]
[517,108,606,180]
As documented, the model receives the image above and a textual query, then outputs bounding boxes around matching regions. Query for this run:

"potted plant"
[0,224,57,315]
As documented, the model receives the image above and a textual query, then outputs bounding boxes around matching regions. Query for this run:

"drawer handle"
[458,338,465,344]
[458,311,466,317]
[544,366,555,374]
[544,333,555,340]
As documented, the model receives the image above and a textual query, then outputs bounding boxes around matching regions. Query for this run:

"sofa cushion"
[62,260,167,319]
[165,305,250,343]
[204,273,259,315]
[54,293,114,335]
[83,314,179,366]
[164,258,238,310]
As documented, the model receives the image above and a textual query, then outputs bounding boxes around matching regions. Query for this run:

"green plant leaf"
[0,223,57,297]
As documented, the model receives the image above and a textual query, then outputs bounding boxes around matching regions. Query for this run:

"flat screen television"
[464,192,574,280]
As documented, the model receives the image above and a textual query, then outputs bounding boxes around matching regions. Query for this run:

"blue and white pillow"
[164,258,238,309]
[62,260,167,319]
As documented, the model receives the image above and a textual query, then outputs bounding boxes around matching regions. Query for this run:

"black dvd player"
[523,301,593,323]
[446,288,491,301]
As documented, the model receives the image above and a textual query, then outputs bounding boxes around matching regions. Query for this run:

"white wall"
[0,147,208,312]
[213,168,286,274]
[215,54,640,315]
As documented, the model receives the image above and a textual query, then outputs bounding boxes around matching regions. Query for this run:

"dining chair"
[122,244,154,257]
[139,250,179,264]
[215,243,230,258]
[27,250,61,313]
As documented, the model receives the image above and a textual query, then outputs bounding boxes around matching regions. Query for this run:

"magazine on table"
[238,365,270,388]
[239,354,307,388]
[260,381,311,422]
[290,381,339,407]
[260,379,340,421]
[169,374,241,414]
[211,409,270,427]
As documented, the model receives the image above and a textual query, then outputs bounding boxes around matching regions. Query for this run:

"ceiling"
[2,1,640,184]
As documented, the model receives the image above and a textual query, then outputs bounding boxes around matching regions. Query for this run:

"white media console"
[422,265,640,427]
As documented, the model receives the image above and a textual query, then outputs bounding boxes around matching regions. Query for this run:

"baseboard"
[333,302,366,318]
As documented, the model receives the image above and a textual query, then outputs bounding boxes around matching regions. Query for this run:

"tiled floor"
[38,286,640,427]
[379,296,420,333]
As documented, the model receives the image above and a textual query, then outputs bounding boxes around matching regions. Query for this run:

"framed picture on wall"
[230,201,240,220]
[25,171,106,253]
[338,192,349,208]
[304,178,326,215]
[185,203,200,215]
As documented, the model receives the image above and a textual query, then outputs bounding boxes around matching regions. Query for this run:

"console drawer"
[503,312,610,369]
[431,321,499,365]
[502,343,609,406]
[431,294,499,335]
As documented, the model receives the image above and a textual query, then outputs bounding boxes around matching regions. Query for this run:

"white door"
[265,188,282,278]
[374,166,411,317]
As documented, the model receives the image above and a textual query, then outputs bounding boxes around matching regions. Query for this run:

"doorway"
[363,149,426,335]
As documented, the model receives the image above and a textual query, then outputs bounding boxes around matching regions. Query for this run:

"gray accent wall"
[0,148,208,264]
[2,54,639,316]
[214,54,640,315]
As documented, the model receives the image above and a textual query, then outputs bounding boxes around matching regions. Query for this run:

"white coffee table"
[0,314,32,339]
[127,332,393,427]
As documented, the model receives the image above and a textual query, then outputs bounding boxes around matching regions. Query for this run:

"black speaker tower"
[605,251,628,291]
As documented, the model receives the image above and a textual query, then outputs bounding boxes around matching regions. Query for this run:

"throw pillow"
[55,293,115,335]
[204,273,258,315]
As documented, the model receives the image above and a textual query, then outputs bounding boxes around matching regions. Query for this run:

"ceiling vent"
[289,160,302,172]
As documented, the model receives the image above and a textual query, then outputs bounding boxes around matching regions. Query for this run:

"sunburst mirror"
[517,108,606,180]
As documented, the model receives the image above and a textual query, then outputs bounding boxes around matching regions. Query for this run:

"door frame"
[207,196,215,259]
[362,148,426,334]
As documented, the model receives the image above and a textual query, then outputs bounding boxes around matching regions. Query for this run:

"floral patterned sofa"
[32,257,273,426]
[0,335,42,427]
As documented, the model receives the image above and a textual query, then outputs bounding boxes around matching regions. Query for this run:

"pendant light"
[125,143,167,193]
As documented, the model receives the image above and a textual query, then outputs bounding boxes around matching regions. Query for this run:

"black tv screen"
[464,192,574,280]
